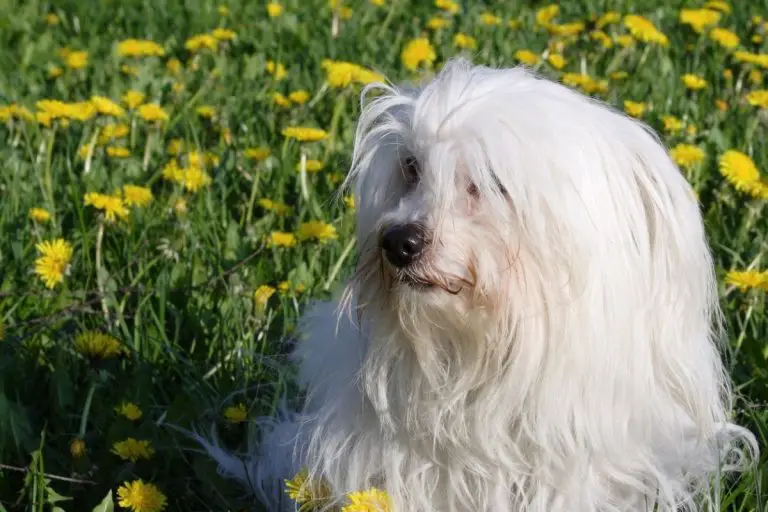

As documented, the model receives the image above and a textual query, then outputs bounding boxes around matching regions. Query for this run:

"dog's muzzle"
[381,223,426,268]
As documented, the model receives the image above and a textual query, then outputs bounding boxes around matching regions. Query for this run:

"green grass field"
[0,0,766,510]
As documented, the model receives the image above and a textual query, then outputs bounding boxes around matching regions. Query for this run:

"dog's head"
[343,57,713,353]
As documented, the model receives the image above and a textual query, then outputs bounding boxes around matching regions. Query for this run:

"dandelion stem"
[43,126,56,214]
[79,381,98,439]
[142,125,155,171]
[299,151,309,203]
[95,218,110,326]
[83,127,101,175]
[324,91,348,161]
[244,167,262,228]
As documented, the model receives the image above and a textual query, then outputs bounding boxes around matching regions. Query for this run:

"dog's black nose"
[381,224,425,268]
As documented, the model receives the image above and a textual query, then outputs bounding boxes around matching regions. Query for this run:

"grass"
[0,0,766,510]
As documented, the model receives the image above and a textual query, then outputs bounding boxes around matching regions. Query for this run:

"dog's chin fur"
[197,58,758,511]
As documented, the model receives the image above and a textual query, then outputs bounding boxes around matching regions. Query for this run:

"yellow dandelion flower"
[29,207,51,222]
[84,192,130,222]
[115,402,143,421]
[117,39,165,58]
[623,100,646,118]
[282,126,328,142]
[718,150,763,195]
[321,60,384,88]
[453,33,477,50]
[370,0,385,5]
[65,50,88,69]
[36,99,97,122]
[590,30,614,49]
[623,15,668,46]
[679,9,721,33]
[289,90,310,104]
[614,34,635,48]
[681,74,708,90]
[507,18,521,29]
[662,115,684,134]
[268,232,297,248]
[401,38,436,71]
[266,60,287,80]
[112,438,155,462]
[596,11,620,29]
[715,99,728,112]
[166,58,182,75]
[267,2,283,17]
[218,4,229,16]
[748,70,762,84]
[34,239,73,289]
[272,92,292,107]
[70,438,86,458]
[297,221,337,242]
[725,270,768,291]
[514,50,539,66]
[670,144,705,169]
[122,90,145,109]
[547,54,566,69]
[185,33,218,52]
[710,28,740,49]
[123,185,153,207]
[610,71,628,80]
[254,285,276,310]
[74,330,123,359]
[211,28,236,41]
[223,403,248,423]
[98,123,130,144]
[166,139,184,156]
[479,12,501,26]
[106,146,130,158]
[285,467,332,509]
[259,198,291,215]
[548,22,585,37]
[343,488,393,512]
[48,65,62,78]
[137,104,169,123]
[435,0,459,14]
[427,17,450,30]
[746,90,768,108]
[244,147,271,161]
[196,105,216,118]
[732,51,768,68]
[117,480,167,512]
[535,5,559,28]
[45,13,60,25]
[297,159,324,172]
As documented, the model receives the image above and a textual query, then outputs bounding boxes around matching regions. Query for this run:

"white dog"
[200,58,758,511]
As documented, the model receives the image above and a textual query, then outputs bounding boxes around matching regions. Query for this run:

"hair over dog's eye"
[402,156,420,185]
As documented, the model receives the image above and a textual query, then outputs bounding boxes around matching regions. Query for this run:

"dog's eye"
[402,156,420,185]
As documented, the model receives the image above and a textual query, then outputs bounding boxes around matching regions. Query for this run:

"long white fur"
[198,58,758,511]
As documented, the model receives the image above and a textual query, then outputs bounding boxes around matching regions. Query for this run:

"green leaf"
[91,490,115,512]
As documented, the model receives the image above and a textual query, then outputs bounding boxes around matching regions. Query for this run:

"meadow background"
[0,0,766,510]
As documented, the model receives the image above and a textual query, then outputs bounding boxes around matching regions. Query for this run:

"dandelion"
[48,65,62,78]
[74,331,123,358]
[705,0,730,13]
[223,403,248,423]
[112,438,155,462]
[679,9,721,33]
[297,221,337,242]
[116,402,143,421]
[547,54,566,69]
[662,115,684,134]
[269,232,297,247]
[36,99,97,122]
[106,146,130,158]
[725,270,768,292]
[29,207,51,222]
[535,5,559,28]
[718,150,763,196]
[34,239,73,289]
[117,480,167,512]
[267,2,283,17]
[84,192,130,222]
[427,17,450,30]
[297,159,324,172]
[479,12,501,26]
[117,39,165,58]
[710,28,740,49]
[196,105,216,118]
[123,185,153,207]
[254,285,276,310]
[322,60,383,88]
[288,90,310,104]
[218,4,230,16]
[670,144,705,169]
[185,34,218,52]
[99,123,130,144]
[45,13,60,25]
[137,104,169,123]
[681,74,708,91]
[514,50,539,66]
[285,467,332,509]
[623,100,646,118]
[244,147,271,161]
[401,38,436,71]
[343,488,393,512]
[732,51,768,68]
[259,198,291,215]
[549,22,585,37]
[614,34,634,48]
[122,90,145,109]
[746,90,768,109]
[272,92,292,107]
[266,60,287,80]
[715,99,728,112]
[166,58,182,75]
[623,15,668,46]
[282,126,328,142]
[212,28,236,41]
[435,0,459,14]
[70,439,86,458]
[596,11,620,29]
[610,71,628,80]
[65,50,88,69]
[453,33,477,50]
[590,30,614,49]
